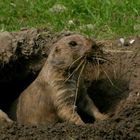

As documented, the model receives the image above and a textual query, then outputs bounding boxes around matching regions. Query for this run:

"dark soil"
[0,30,139,140]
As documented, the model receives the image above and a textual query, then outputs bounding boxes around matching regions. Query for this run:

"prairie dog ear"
[50,58,65,66]
[50,47,65,66]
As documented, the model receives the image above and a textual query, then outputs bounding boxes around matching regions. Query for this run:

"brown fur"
[17,34,108,125]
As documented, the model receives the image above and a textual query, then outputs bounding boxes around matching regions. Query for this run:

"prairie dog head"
[47,34,102,70]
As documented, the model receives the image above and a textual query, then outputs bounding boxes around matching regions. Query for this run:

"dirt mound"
[0,30,139,139]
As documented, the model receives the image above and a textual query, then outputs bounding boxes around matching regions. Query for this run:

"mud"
[0,30,140,140]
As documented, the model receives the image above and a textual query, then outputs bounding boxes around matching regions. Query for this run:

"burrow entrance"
[0,59,131,123]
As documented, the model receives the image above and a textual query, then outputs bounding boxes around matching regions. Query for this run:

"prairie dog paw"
[0,109,13,124]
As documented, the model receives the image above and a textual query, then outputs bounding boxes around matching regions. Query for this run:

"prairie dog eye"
[68,41,78,47]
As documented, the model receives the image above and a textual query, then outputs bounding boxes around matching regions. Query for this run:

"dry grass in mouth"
[73,60,87,113]
[64,52,115,112]
[92,56,124,93]
[64,58,85,83]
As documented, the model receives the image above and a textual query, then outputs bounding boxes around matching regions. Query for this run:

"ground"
[0,30,139,140]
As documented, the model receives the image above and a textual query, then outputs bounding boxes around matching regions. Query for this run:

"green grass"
[0,0,140,38]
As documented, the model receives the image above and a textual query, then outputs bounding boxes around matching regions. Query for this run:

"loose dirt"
[0,31,139,140]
